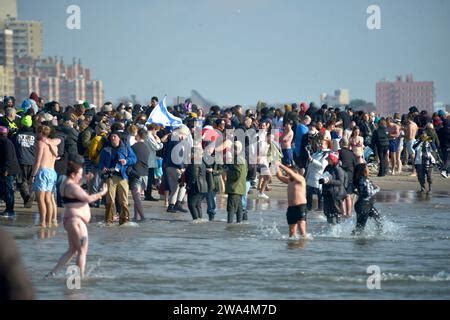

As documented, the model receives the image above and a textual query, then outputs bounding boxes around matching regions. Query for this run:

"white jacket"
[145,134,163,168]
[414,141,436,165]
[306,151,329,188]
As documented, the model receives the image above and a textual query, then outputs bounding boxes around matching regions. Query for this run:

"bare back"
[35,138,60,170]
[405,121,418,140]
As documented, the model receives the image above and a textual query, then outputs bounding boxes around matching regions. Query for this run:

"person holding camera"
[98,131,137,225]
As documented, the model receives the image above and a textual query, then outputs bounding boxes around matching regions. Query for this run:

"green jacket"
[225,156,248,195]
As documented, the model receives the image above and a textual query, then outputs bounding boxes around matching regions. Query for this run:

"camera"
[319,172,332,185]
[101,168,115,180]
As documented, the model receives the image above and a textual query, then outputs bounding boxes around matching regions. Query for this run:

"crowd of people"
[0,94,449,243]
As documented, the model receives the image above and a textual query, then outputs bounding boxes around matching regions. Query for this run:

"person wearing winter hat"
[320,151,346,224]
[14,115,37,208]
[101,102,113,113]
[21,114,33,128]
[21,98,38,115]
[29,92,39,104]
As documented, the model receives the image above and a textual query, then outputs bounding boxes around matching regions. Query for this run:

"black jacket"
[54,128,68,175]
[0,137,20,175]
[186,162,208,194]
[372,126,389,147]
[339,148,357,188]
[437,118,450,148]
[13,128,36,166]
[322,164,346,199]
[61,125,79,158]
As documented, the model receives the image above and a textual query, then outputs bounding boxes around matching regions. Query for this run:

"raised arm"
[276,167,290,184]
[278,163,304,184]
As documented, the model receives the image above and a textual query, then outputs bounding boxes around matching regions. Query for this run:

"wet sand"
[3,164,449,221]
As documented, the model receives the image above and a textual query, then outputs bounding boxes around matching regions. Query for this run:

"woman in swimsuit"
[349,126,365,164]
[46,161,107,278]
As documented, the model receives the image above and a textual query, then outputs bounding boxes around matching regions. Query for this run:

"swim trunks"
[286,204,307,225]
[32,168,57,192]
[389,138,400,152]
[282,148,294,166]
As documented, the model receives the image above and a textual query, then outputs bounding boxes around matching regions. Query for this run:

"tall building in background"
[1,17,44,60]
[320,89,349,107]
[0,0,43,60]
[14,56,104,107]
[0,29,15,97]
[0,0,18,20]
[376,75,434,115]
[0,0,104,106]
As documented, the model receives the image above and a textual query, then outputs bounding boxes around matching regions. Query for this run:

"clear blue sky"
[18,0,450,106]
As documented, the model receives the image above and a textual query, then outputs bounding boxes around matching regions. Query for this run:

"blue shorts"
[282,148,294,166]
[389,139,400,152]
[32,168,57,192]
[406,139,416,154]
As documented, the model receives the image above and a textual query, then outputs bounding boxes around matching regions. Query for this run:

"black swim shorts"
[286,204,307,225]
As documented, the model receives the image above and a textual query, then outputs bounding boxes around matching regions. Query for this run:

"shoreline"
[1,170,448,220]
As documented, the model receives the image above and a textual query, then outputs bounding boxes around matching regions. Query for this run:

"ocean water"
[2,190,450,300]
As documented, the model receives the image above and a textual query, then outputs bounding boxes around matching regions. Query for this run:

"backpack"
[88,135,107,164]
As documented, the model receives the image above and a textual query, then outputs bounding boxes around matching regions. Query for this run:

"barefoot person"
[46,161,107,279]
[276,162,308,238]
[31,125,61,228]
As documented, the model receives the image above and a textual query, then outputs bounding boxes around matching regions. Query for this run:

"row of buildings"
[0,0,440,115]
[322,76,435,116]
[0,0,104,108]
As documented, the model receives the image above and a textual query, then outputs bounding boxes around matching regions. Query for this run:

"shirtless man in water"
[276,162,308,238]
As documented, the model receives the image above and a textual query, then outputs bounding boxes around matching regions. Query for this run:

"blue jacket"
[294,123,309,157]
[98,141,137,179]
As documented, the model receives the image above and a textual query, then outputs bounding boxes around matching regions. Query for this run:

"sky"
[17,0,450,106]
